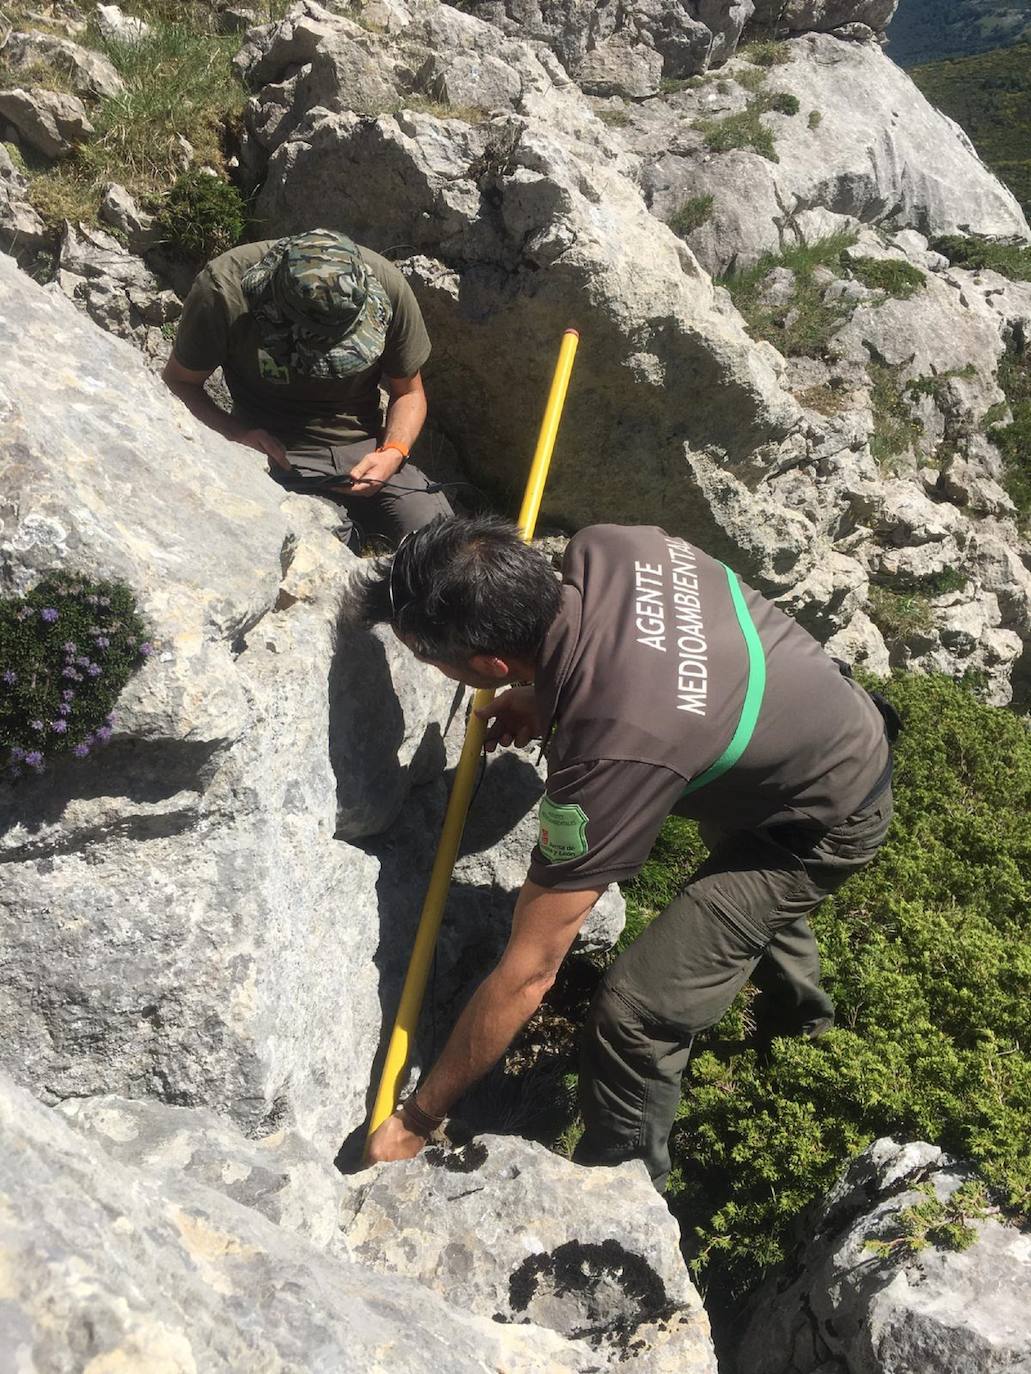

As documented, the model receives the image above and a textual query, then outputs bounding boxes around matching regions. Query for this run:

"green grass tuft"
[741,39,792,67]
[153,167,246,263]
[850,256,927,300]
[869,362,925,470]
[667,194,715,238]
[720,232,858,357]
[931,234,1031,282]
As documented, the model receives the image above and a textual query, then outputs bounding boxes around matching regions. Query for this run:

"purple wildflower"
[73,742,90,759]
[63,641,77,654]
[23,750,44,769]
[51,719,68,734]
[62,666,77,679]
[93,636,110,649]
[40,608,59,623]
[30,719,44,732]
[95,725,113,743]
[139,642,154,657]
[105,712,116,725]
[62,688,75,701]
[2,669,15,685]
[76,656,90,667]
[58,703,71,716]
[87,664,102,678]
[9,746,24,762]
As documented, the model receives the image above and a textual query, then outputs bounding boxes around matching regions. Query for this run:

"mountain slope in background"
[911,42,1031,218]
[887,0,1031,66]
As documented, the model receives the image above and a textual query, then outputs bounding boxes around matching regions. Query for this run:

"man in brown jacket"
[360,517,894,1187]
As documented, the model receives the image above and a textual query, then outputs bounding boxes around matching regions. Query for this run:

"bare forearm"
[164,377,244,443]
[382,387,426,452]
[416,970,544,1119]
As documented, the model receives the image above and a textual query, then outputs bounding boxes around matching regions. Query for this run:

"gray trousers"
[270,439,453,550]
[573,787,894,1190]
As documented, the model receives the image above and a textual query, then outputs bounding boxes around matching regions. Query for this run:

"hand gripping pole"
[365,328,580,1144]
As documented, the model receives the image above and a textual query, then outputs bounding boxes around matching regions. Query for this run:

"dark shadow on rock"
[456,747,544,858]
[0,737,222,839]
[329,624,451,841]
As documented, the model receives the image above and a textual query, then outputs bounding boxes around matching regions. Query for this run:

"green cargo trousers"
[572,787,894,1190]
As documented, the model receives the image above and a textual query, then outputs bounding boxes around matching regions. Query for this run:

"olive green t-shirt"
[172,241,431,447]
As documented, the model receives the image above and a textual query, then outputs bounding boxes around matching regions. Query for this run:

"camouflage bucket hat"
[240,229,393,380]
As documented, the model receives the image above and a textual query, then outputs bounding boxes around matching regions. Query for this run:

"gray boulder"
[0,85,95,159]
[100,180,159,254]
[0,253,454,1149]
[3,28,125,100]
[0,143,49,262]
[53,220,179,355]
[749,0,898,34]
[735,1137,1031,1374]
[347,1131,718,1370]
[0,1071,607,1372]
[630,34,1029,276]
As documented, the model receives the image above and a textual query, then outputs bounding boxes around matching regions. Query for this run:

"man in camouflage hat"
[163,228,452,549]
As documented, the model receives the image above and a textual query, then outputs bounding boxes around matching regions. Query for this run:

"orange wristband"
[375,442,409,460]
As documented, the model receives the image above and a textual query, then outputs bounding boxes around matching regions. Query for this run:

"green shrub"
[721,232,858,357]
[763,91,800,116]
[808,109,823,130]
[695,104,779,161]
[849,256,927,300]
[667,194,715,238]
[865,1180,991,1260]
[905,364,976,401]
[931,235,1031,283]
[661,75,704,94]
[1,574,151,779]
[659,673,1031,1299]
[596,108,631,128]
[991,342,1031,526]
[154,168,246,262]
[742,39,791,67]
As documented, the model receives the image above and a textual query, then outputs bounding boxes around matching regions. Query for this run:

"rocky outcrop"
[2,28,125,100]
[0,143,49,263]
[626,34,1028,275]
[6,1071,718,1371]
[58,1089,715,1369]
[235,0,1031,702]
[735,1137,1031,1374]
[239,0,811,594]
[1,253,621,1152]
[53,220,181,357]
[0,85,94,159]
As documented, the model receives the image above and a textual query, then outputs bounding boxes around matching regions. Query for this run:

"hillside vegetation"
[911,42,1031,218]
[887,0,1031,66]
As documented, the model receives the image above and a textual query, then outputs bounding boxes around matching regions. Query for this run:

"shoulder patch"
[538,796,589,863]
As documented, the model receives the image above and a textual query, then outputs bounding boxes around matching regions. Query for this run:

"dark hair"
[355,516,561,664]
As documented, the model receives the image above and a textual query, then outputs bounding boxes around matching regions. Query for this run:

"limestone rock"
[242,0,811,592]
[53,220,176,355]
[735,1137,1031,1374]
[348,1131,718,1370]
[0,85,95,159]
[59,1092,353,1250]
[0,1071,603,1372]
[0,144,50,262]
[578,32,663,97]
[0,254,452,1150]
[3,28,125,99]
[629,34,1029,276]
[99,180,158,254]
[749,0,898,33]
[95,2,152,44]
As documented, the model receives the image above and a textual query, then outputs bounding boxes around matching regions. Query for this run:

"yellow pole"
[366,328,580,1143]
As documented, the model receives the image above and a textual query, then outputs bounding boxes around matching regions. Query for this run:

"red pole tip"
[564,328,580,338]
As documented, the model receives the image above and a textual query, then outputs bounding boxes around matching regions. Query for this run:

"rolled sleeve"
[528,759,688,891]
[172,267,229,373]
